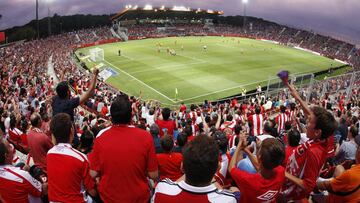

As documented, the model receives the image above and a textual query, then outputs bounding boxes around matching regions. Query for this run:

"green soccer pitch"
[75,36,345,106]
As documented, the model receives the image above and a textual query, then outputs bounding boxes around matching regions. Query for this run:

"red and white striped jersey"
[214,153,232,187]
[187,111,197,124]
[220,120,236,132]
[276,113,289,133]
[152,179,236,203]
[0,165,42,203]
[248,114,264,136]
[228,134,239,150]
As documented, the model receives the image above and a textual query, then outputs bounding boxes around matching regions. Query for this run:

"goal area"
[89,47,104,62]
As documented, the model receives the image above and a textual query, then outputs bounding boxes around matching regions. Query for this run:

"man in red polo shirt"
[27,113,53,171]
[89,95,158,202]
[47,113,97,203]
[155,107,177,137]
[152,135,237,203]
[0,139,45,203]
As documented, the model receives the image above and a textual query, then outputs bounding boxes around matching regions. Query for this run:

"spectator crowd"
[0,20,360,203]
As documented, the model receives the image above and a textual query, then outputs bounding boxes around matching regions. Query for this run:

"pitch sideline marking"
[103,59,176,103]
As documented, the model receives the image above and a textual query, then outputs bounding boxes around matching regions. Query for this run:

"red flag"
[0,32,5,42]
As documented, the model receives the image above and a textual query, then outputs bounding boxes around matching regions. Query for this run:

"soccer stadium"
[0,1,360,203]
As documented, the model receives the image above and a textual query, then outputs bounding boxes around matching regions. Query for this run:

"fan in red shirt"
[282,128,301,167]
[0,139,45,203]
[152,135,237,203]
[281,82,337,201]
[47,113,97,203]
[229,135,286,203]
[89,95,158,203]
[155,107,178,138]
[156,135,183,181]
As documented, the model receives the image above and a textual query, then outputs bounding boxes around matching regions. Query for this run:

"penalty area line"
[103,59,176,103]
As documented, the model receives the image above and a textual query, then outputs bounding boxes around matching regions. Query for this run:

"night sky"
[0,0,359,45]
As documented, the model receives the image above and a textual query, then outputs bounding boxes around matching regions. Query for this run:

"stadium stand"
[0,6,360,202]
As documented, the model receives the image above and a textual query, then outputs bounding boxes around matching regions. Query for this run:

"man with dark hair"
[155,107,178,138]
[152,135,237,203]
[213,131,232,187]
[281,81,337,201]
[150,124,163,153]
[27,113,53,171]
[89,95,158,202]
[173,132,188,153]
[47,113,96,202]
[247,105,264,136]
[0,139,44,202]
[229,137,285,202]
[276,105,289,134]
[282,128,301,167]
[156,135,183,181]
[52,68,99,120]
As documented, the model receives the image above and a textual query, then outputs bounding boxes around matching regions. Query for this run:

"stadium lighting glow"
[132,5,138,10]
[144,4,153,10]
[160,5,165,10]
[242,0,248,4]
[172,6,190,11]
[207,9,214,14]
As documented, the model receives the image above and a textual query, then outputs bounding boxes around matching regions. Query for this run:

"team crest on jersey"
[257,190,278,202]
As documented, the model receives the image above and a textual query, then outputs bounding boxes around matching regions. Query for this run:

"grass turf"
[76,36,344,106]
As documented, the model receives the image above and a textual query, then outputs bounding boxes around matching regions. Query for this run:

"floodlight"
[242,0,248,4]
[144,4,153,10]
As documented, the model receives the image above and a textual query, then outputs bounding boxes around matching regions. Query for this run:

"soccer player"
[229,136,285,203]
[203,45,207,51]
[47,113,97,202]
[89,95,158,202]
[152,135,237,203]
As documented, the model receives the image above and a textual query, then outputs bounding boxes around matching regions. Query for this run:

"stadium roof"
[111,5,224,21]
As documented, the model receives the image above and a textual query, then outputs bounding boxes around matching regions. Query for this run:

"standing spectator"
[152,135,237,203]
[51,68,98,147]
[229,136,285,203]
[51,68,99,120]
[156,135,183,181]
[276,105,289,134]
[173,132,188,153]
[282,128,301,167]
[247,106,264,136]
[89,95,158,202]
[282,82,337,201]
[317,134,360,202]
[155,107,178,138]
[47,113,97,202]
[338,117,348,145]
[150,124,163,154]
[27,113,54,171]
[213,131,232,187]
[0,139,45,202]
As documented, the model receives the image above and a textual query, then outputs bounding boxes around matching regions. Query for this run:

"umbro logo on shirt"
[257,190,278,202]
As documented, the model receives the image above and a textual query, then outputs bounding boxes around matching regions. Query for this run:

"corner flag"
[175,88,178,100]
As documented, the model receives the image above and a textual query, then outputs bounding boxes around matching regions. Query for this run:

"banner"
[0,32,5,42]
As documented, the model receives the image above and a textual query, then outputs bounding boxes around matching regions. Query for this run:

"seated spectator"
[0,139,45,202]
[152,135,237,203]
[229,137,285,203]
[150,124,163,154]
[27,113,54,171]
[89,95,158,202]
[334,126,358,164]
[156,135,183,181]
[47,113,97,202]
[155,107,178,138]
[173,132,188,153]
[317,134,360,202]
